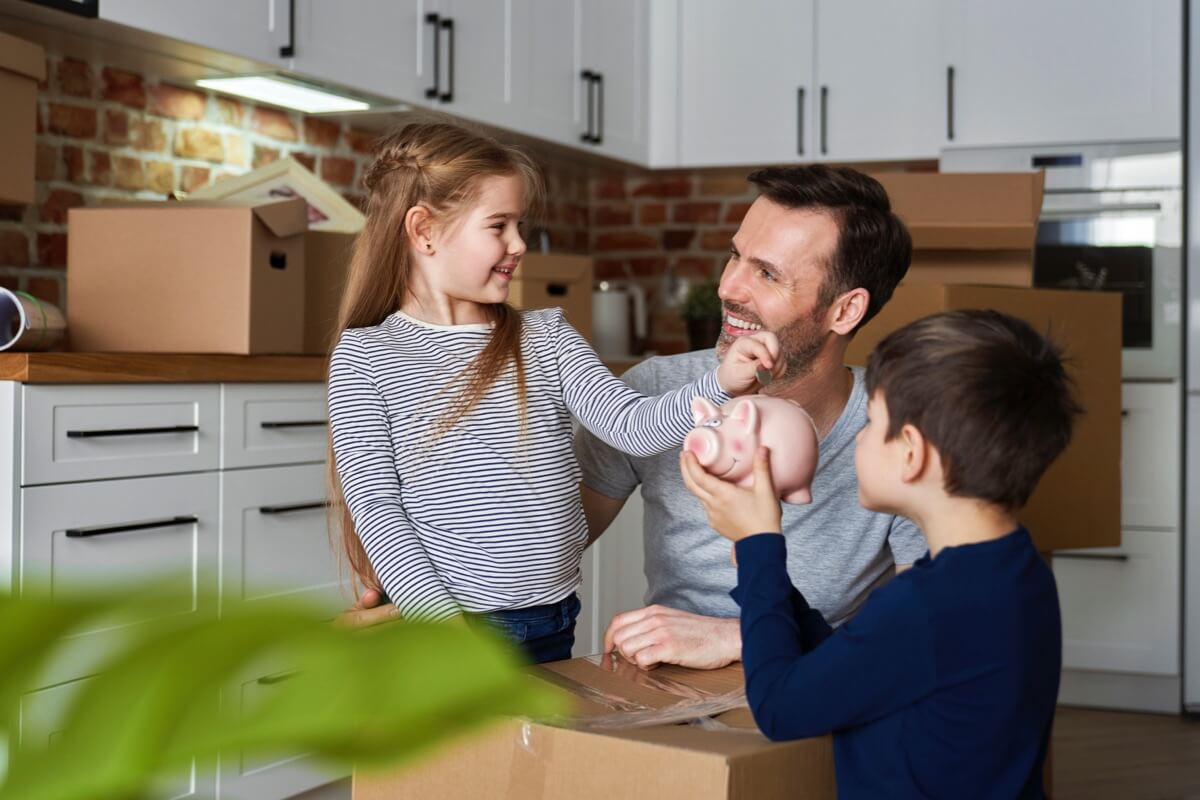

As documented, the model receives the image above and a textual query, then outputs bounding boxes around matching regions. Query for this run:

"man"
[577,164,926,669]
[345,165,925,669]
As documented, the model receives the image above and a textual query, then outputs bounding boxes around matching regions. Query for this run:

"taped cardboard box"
[304,230,357,353]
[66,198,308,354]
[354,655,834,800]
[509,254,593,341]
[875,172,1045,287]
[0,30,45,205]
[846,284,1122,551]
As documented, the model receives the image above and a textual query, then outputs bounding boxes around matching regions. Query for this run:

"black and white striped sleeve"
[550,311,731,457]
[327,333,460,622]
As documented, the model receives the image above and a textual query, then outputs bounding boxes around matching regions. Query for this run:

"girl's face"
[428,174,527,309]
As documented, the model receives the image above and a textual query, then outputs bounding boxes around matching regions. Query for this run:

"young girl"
[327,121,776,664]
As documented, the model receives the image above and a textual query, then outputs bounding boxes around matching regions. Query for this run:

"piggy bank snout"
[683,428,720,466]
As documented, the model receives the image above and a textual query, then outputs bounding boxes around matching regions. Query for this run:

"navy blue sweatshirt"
[732,527,1060,799]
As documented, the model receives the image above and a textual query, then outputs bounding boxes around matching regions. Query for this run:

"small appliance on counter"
[591,279,647,359]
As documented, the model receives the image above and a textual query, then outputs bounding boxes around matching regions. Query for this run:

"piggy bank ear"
[691,396,721,425]
[727,397,760,432]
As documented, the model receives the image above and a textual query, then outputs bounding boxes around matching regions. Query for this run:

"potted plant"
[680,280,723,352]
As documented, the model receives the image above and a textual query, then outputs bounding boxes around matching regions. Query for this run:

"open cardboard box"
[875,172,1045,287]
[0,30,45,205]
[846,284,1122,552]
[509,253,594,341]
[66,198,308,354]
[354,655,834,800]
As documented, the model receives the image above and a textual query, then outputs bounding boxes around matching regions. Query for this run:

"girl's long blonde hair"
[327,120,544,595]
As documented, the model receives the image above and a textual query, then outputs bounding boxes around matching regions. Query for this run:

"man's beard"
[716,303,829,382]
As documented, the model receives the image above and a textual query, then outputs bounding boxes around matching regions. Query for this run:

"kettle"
[591,280,647,358]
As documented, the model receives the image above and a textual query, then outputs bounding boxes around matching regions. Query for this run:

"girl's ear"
[404,205,435,252]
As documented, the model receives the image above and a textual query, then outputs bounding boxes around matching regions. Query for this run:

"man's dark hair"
[747,165,912,332]
[864,310,1083,510]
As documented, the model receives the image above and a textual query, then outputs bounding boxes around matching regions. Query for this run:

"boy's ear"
[404,204,435,249]
[828,288,870,336]
[898,423,928,484]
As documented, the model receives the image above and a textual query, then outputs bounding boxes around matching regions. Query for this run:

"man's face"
[714,197,840,379]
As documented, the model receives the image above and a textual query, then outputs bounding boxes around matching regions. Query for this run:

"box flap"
[249,197,309,237]
[0,31,46,82]
[518,253,593,283]
[875,172,1045,251]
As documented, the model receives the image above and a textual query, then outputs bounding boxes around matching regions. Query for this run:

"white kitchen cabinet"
[940,0,1182,150]
[1121,381,1181,531]
[288,0,423,104]
[424,0,514,126]
[509,0,582,147]
[677,0,813,167]
[1,380,342,800]
[577,0,653,164]
[98,0,290,67]
[574,487,647,657]
[1054,528,1181,676]
[813,0,943,163]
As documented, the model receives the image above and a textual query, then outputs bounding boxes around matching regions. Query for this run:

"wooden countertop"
[0,353,329,383]
[0,353,646,383]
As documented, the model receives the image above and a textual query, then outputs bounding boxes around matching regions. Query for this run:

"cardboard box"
[846,284,1122,552]
[66,198,308,354]
[875,172,1045,287]
[0,31,45,205]
[303,230,357,354]
[510,254,593,340]
[354,656,834,800]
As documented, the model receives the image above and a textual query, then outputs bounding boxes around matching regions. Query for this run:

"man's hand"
[602,605,741,670]
[334,587,401,629]
[680,445,782,542]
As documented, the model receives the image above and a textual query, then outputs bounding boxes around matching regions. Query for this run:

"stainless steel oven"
[941,142,1182,380]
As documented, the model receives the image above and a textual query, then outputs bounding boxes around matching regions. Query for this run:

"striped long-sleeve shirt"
[327,308,732,621]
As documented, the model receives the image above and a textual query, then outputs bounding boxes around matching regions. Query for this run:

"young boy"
[680,309,1080,799]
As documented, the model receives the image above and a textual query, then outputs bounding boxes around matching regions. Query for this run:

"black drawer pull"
[258,670,299,686]
[797,86,805,155]
[259,501,329,515]
[65,515,199,538]
[440,17,455,102]
[260,420,327,429]
[66,425,199,439]
[279,0,295,58]
[425,12,441,99]
[1053,552,1130,563]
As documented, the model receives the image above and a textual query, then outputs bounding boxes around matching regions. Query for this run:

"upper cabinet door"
[99,0,290,66]
[509,0,581,148]
[579,0,650,164]
[423,0,514,126]
[289,0,425,104]
[814,0,943,163]
[942,0,1182,149]
[677,0,814,168]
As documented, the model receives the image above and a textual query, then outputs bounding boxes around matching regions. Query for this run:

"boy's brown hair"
[864,309,1083,510]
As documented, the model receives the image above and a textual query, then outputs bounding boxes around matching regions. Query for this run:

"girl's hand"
[716,331,781,395]
[680,445,782,542]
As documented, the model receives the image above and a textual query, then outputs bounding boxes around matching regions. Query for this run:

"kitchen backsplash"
[0,49,864,356]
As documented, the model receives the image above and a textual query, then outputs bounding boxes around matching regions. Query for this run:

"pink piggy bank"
[683,395,819,504]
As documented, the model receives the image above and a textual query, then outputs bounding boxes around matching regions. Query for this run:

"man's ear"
[404,205,435,250]
[829,288,870,336]
[899,423,928,484]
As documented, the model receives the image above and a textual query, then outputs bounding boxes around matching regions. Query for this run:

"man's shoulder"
[625,349,718,392]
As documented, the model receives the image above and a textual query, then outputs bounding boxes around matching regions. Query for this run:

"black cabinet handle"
[279,0,295,58]
[820,85,828,155]
[425,13,441,99]
[1121,408,1130,417]
[594,72,604,145]
[797,87,805,155]
[260,420,327,429]
[946,65,955,141]
[66,425,199,439]
[65,515,198,539]
[259,501,330,515]
[258,670,299,685]
[440,17,455,102]
[580,70,597,143]
[1053,552,1130,563]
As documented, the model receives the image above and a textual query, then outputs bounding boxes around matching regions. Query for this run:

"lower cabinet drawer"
[20,472,220,685]
[19,676,216,800]
[219,463,345,618]
[1053,528,1180,676]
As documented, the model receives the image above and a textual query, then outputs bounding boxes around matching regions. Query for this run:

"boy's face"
[854,390,908,515]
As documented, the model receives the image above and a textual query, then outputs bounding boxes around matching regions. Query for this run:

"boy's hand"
[680,445,782,541]
[715,331,781,395]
